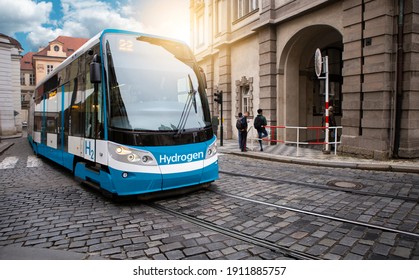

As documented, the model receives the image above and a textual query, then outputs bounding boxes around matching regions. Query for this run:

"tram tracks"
[219,171,419,238]
[220,157,419,201]
[209,189,419,239]
[147,174,418,260]
[220,170,419,203]
[147,202,320,260]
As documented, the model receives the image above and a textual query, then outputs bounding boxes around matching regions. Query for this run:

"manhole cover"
[327,180,364,190]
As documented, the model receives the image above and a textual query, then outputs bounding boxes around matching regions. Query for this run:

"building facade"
[20,52,36,123]
[32,36,89,85]
[190,0,419,159]
[0,33,23,137]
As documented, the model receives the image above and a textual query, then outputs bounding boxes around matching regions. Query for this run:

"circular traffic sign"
[314,48,322,77]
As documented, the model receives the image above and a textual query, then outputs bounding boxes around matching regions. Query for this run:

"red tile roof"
[35,35,89,57]
[21,52,35,70]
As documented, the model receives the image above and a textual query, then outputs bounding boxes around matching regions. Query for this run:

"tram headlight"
[205,141,217,159]
[115,146,131,155]
[109,142,157,166]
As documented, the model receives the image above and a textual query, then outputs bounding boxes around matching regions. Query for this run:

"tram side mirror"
[90,54,101,84]
[199,67,207,89]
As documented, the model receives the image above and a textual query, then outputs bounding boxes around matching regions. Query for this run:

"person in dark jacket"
[254,109,268,151]
[239,112,249,152]
[236,112,243,150]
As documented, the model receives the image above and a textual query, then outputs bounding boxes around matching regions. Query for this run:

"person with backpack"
[236,112,243,150]
[237,112,249,152]
[254,109,268,151]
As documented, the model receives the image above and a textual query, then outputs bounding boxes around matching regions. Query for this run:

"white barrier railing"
[247,125,343,156]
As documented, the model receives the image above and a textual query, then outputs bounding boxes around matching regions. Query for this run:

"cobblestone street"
[0,137,418,260]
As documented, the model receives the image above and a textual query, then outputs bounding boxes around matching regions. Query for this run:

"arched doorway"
[277,25,343,143]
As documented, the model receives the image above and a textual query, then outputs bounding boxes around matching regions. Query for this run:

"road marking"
[0,156,19,169]
[27,155,43,168]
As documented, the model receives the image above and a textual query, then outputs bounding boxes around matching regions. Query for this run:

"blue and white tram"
[28,29,218,196]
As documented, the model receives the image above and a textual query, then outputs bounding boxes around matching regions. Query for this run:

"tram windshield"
[104,33,211,132]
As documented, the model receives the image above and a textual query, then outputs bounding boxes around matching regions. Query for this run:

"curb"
[219,149,419,174]
[0,142,14,155]
[0,246,103,260]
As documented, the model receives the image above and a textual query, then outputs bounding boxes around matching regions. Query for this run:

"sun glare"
[147,2,191,45]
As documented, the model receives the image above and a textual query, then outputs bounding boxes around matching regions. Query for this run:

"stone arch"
[277,25,343,142]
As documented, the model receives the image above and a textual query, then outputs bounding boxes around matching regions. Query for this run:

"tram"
[28,29,218,196]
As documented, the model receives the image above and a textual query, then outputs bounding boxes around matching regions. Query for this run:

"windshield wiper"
[175,75,197,137]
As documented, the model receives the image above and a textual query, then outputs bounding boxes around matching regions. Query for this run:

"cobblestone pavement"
[0,138,290,260]
[0,137,418,260]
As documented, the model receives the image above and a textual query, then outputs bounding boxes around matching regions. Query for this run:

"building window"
[29,74,35,85]
[47,64,54,75]
[216,0,224,35]
[54,45,59,52]
[20,74,25,85]
[197,13,205,46]
[235,76,254,117]
[243,93,251,114]
[236,0,258,20]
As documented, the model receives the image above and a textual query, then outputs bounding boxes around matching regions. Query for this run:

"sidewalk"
[217,139,419,174]
[0,141,14,155]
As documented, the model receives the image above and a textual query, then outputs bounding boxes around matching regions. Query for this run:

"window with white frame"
[242,86,250,113]
[197,13,205,46]
[47,64,54,75]
[20,74,25,85]
[29,74,35,85]
[235,76,254,117]
[216,0,224,35]
[236,0,258,20]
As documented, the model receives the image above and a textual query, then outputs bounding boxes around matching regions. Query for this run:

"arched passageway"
[277,25,343,142]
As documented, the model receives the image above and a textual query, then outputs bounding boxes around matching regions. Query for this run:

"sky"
[0,0,191,54]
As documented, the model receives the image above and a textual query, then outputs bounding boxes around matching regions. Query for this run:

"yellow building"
[32,36,89,85]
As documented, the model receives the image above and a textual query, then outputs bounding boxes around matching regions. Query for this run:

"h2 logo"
[84,139,95,161]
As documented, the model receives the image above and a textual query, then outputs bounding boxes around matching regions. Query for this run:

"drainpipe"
[393,0,404,158]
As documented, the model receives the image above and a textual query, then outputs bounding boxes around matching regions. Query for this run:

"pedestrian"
[322,106,337,151]
[239,112,249,152]
[236,112,243,150]
[254,109,268,151]
[328,106,337,146]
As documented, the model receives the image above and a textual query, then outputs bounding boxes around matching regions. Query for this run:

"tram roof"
[35,29,188,90]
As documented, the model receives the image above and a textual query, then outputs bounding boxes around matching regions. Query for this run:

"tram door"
[83,86,97,162]
[44,88,63,165]
[65,78,86,169]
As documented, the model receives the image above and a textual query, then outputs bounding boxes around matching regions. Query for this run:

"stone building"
[190,0,418,159]
[0,33,23,137]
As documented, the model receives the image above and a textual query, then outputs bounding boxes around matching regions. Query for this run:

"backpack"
[254,115,266,129]
[236,118,243,130]
[254,116,262,129]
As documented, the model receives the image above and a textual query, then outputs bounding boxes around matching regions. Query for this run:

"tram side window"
[46,90,59,134]
[70,77,85,137]
[63,82,71,150]
[34,97,43,132]
[85,48,103,139]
